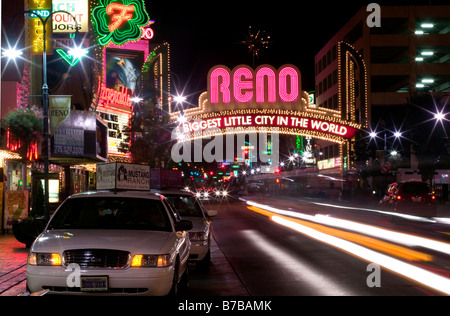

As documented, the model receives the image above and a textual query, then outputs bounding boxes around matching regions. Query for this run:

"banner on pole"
[49,95,71,135]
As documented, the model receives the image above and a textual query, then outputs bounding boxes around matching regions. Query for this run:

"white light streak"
[241,230,354,296]
[272,216,450,295]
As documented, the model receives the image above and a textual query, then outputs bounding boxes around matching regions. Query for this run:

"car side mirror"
[175,220,193,232]
[206,210,217,217]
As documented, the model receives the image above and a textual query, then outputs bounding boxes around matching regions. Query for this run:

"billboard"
[52,0,89,33]
[106,48,144,94]
[51,111,108,162]
[96,163,150,191]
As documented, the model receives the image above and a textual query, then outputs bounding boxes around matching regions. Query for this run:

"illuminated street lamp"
[174,95,187,104]
[435,112,445,121]
[2,47,23,60]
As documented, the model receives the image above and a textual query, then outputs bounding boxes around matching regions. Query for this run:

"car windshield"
[165,195,203,217]
[402,182,430,194]
[48,197,172,232]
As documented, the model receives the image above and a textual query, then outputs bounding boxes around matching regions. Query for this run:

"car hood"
[31,229,175,255]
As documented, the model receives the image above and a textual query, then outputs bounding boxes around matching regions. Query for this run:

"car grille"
[63,249,130,269]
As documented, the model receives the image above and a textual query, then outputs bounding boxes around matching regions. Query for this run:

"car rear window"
[48,197,171,232]
[165,195,203,217]
[402,182,430,194]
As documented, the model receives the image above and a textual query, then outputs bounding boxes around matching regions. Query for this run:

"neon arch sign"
[209,65,301,105]
[172,64,362,143]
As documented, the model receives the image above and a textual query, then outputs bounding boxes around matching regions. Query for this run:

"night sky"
[145,0,447,104]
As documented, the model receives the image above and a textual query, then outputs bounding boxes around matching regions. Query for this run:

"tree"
[4,105,43,157]
[119,103,176,169]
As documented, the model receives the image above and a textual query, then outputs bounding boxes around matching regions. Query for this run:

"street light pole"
[23,10,80,222]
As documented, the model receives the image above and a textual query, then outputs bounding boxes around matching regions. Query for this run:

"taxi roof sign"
[96,163,151,191]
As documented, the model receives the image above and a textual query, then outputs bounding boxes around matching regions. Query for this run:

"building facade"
[1,0,170,230]
[314,5,450,175]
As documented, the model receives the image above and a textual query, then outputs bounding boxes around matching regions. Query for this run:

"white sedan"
[155,190,217,269]
[26,191,192,296]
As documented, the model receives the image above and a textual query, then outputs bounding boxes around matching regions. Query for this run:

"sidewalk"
[0,233,248,296]
[0,234,28,296]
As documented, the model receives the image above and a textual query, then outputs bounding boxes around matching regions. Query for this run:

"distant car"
[194,187,214,201]
[379,181,437,217]
[26,191,192,296]
[246,181,264,193]
[213,188,231,201]
[154,190,217,269]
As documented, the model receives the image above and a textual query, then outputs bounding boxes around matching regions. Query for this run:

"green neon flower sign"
[92,0,150,46]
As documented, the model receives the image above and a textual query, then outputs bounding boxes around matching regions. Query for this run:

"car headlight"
[28,253,62,266]
[189,231,208,242]
[131,254,172,268]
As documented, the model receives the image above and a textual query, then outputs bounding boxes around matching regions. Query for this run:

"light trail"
[245,201,450,295]
[241,230,355,296]
[272,215,450,296]
[312,201,436,223]
[247,200,450,256]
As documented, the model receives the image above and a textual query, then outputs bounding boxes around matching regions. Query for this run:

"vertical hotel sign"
[28,0,53,55]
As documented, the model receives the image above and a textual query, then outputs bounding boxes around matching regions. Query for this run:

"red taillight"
[396,195,402,200]
[432,195,436,200]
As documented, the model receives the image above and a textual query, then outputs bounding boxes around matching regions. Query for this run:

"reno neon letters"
[209,65,301,105]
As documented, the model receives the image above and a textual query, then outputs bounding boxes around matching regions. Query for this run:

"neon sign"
[92,0,150,46]
[98,85,132,109]
[209,65,301,105]
[28,0,52,55]
[181,115,358,139]
[107,3,136,32]
[56,48,89,67]
[173,64,362,143]
[141,26,154,40]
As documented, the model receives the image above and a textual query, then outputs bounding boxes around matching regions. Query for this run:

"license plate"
[81,276,108,292]
[412,197,422,202]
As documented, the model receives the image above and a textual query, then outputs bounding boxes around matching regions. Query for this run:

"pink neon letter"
[233,68,254,103]
[210,68,231,104]
[256,67,277,103]
[279,67,299,102]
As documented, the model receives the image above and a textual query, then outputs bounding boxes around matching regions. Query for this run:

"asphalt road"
[194,196,450,296]
[2,195,449,297]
